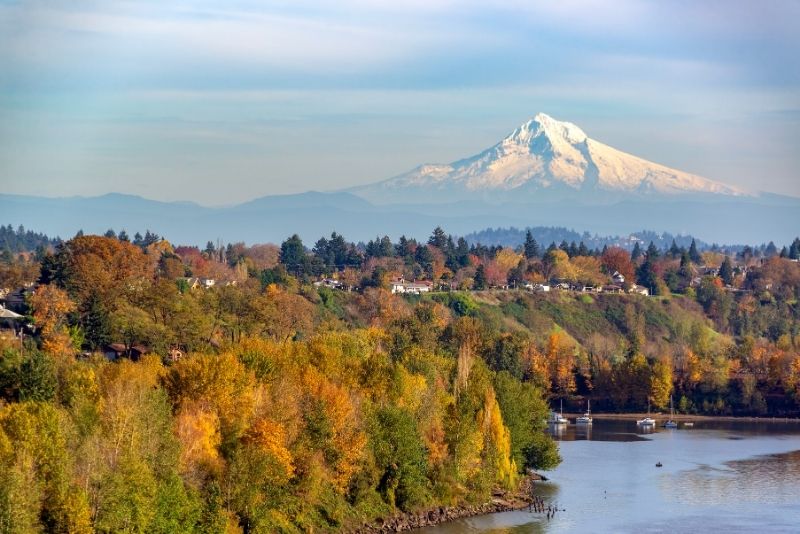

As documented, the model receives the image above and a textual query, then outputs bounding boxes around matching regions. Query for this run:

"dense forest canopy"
[0,226,799,533]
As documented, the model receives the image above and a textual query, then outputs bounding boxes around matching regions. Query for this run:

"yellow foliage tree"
[175,403,223,483]
[29,284,78,357]
[479,388,517,489]
[650,357,673,409]
[301,367,366,492]
[546,332,576,395]
[244,419,295,479]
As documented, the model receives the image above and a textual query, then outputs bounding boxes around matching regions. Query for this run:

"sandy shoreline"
[562,413,800,423]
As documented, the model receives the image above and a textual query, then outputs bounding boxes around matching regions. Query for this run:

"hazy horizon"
[1,1,799,204]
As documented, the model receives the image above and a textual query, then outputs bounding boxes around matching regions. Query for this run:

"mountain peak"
[506,113,588,146]
[353,114,750,202]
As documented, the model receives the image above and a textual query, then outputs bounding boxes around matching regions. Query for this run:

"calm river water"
[419,419,800,533]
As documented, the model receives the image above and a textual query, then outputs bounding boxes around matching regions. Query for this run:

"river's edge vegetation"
[0,230,799,532]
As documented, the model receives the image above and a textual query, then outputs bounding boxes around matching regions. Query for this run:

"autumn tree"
[601,247,635,285]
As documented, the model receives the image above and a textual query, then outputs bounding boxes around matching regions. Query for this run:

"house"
[168,347,185,363]
[313,278,343,290]
[602,285,624,294]
[612,271,625,285]
[103,343,149,361]
[628,284,650,296]
[0,286,34,313]
[523,282,550,292]
[181,277,218,290]
[391,279,433,294]
[403,282,432,295]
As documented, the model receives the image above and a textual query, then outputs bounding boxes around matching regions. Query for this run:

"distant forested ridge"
[0,224,60,254]
[465,226,709,251]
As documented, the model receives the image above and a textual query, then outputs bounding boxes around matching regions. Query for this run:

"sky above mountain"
[1,0,798,205]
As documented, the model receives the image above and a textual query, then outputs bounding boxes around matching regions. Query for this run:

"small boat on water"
[576,399,592,425]
[683,422,694,427]
[637,417,656,427]
[548,399,569,425]
[664,396,678,429]
[637,399,656,427]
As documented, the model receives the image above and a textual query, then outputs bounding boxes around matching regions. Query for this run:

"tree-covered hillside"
[0,228,798,532]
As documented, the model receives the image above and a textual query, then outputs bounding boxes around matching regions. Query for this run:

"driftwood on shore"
[348,475,548,533]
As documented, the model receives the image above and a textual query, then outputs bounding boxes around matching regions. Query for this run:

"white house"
[391,280,432,294]
[628,284,650,296]
[612,271,625,284]
[313,278,342,290]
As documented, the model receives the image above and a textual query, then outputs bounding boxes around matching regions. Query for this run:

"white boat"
[637,417,656,427]
[683,422,694,427]
[664,396,678,428]
[548,399,569,425]
[576,399,592,425]
[637,399,656,426]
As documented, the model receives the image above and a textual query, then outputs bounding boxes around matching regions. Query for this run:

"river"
[418,419,800,533]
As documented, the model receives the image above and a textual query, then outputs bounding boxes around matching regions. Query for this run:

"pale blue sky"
[1,0,798,204]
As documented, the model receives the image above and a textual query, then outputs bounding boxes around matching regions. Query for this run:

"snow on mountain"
[352,113,749,203]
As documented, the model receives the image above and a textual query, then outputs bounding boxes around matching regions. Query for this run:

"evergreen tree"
[765,241,778,257]
[104,229,117,239]
[379,236,394,257]
[790,238,800,260]
[567,241,578,258]
[118,229,130,242]
[414,245,434,279]
[428,226,448,250]
[631,242,642,261]
[523,230,539,259]
[669,239,681,258]
[280,234,307,274]
[83,294,112,349]
[688,239,702,263]
[474,264,487,290]
[645,241,660,260]
[636,257,659,295]
[719,256,734,286]
[455,237,470,268]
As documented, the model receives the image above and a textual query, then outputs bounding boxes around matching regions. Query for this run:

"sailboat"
[548,399,569,425]
[637,399,656,427]
[576,399,592,425]
[664,396,678,428]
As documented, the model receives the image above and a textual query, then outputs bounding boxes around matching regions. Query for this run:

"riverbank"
[565,413,800,423]
[349,476,545,533]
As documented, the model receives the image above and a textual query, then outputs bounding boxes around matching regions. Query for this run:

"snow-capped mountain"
[351,113,748,204]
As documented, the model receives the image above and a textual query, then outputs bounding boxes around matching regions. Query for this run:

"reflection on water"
[421,419,800,534]
[547,419,652,442]
[662,450,800,506]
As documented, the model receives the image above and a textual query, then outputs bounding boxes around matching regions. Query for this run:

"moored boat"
[637,399,656,426]
[664,396,678,428]
[549,399,569,425]
[576,399,592,425]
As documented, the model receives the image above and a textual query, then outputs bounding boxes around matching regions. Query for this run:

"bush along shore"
[350,476,547,532]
